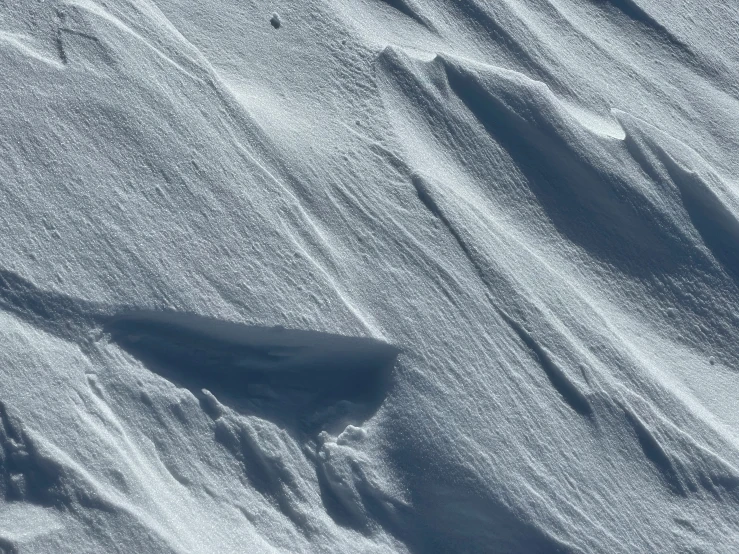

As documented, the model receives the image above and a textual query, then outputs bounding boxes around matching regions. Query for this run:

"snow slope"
[1,0,738,552]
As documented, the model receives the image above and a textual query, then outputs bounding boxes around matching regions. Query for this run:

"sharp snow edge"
[1,0,739,553]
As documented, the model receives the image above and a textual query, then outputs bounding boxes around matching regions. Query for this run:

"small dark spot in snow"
[140,392,154,407]
[270,13,281,29]
[709,357,716,365]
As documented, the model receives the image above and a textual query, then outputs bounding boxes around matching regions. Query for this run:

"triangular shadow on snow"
[105,311,401,434]
[0,268,399,435]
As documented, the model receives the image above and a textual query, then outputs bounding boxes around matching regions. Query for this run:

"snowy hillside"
[1,0,738,552]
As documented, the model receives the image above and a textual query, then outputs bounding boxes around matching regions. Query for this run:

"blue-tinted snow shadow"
[105,312,400,434]
[365,421,580,554]
[439,60,686,278]
[0,269,400,435]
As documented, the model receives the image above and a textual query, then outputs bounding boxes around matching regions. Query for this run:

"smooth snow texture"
[1,0,738,552]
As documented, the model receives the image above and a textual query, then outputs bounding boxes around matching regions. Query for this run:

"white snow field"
[1,0,739,552]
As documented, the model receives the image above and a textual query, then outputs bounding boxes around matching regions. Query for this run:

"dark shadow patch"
[696,467,739,500]
[0,536,18,554]
[660,155,739,284]
[601,0,679,39]
[105,312,400,434]
[0,269,103,342]
[376,418,580,554]
[0,269,399,436]
[57,27,115,68]
[599,0,692,55]
[212,417,312,527]
[444,0,556,84]
[497,310,593,418]
[439,58,684,278]
[376,0,435,31]
[621,120,739,290]
[411,174,500,299]
[621,406,686,496]
[0,402,72,508]
[412,175,473,263]
[594,0,725,85]
[312,458,367,530]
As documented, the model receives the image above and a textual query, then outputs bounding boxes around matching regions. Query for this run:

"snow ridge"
[1,0,739,552]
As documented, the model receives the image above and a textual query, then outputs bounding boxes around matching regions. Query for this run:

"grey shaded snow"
[1,0,739,552]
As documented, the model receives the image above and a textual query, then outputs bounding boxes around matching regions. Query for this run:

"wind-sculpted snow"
[107,312,400,432]
[1,0,739,552]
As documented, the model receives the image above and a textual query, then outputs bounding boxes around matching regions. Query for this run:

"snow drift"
[1,0,738,552]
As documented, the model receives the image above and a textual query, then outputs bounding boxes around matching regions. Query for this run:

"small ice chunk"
[337,425,367,446]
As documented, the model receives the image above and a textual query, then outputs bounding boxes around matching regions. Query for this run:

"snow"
[1,0,738,552]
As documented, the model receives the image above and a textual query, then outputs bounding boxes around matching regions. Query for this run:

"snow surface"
[1,0,739,552]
